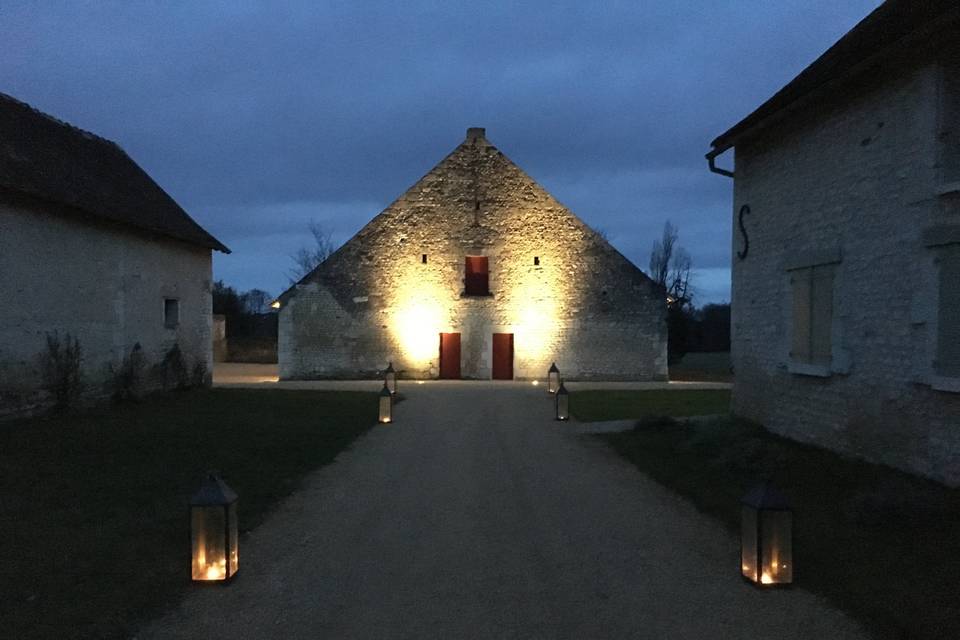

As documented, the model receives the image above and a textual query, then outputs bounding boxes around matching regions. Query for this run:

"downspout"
[706,148,734,178]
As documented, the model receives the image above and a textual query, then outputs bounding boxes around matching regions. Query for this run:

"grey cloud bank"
[0,1,883,303]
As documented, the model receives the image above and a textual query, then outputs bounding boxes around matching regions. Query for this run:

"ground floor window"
[936,245,960,377]
[164,298,180,329]
[790,264,834,366]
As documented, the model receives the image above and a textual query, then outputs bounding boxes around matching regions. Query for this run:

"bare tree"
[649,220,693,307]
[240,288,272,315]
[288,220,336,283]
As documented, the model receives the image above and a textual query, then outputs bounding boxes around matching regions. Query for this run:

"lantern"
[548,362,560,394]
[190,473,238,582]
[379,383,393,423]
[555,381,570,421]
[741,482,793,586]
[384,361,397,395]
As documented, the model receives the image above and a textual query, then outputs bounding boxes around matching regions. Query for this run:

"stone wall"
[212,314,228,362]
[729,46,960,485]
[0,194,213,417]
[279,129,667,381]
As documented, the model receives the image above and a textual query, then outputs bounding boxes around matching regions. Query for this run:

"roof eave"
[708,3,960,158]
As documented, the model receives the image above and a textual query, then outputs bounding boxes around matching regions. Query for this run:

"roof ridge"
[0,91,123,151]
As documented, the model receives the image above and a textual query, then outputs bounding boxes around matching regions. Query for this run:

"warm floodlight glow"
[532,380,539,386]
[392,293,445,365]
[271,300,281,309]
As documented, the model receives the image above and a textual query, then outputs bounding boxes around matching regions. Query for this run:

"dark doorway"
[439,333,461,379]
[492,333,514,380]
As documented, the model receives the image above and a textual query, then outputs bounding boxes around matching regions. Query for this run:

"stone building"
[0,92,229,416]
[278,127,666,381]
[706,0,960,484]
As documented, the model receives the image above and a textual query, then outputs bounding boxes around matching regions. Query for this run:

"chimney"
[466,127,486,141]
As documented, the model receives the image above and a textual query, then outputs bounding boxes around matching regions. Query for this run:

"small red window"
[464,256,489,295]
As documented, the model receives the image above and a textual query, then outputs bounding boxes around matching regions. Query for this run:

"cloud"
[0,0,883,304]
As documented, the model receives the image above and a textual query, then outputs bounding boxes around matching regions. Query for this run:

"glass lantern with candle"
[190,473,238,582]
[548,362,560,394]
[555,381,570,421]
[379,383,393,423]
[741,482,793,586]
[384,362,397,395]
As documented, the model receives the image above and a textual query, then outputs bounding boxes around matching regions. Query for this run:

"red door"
[439,333,461,379]
[492,333,514,380]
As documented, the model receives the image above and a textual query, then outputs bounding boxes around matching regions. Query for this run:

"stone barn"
[277,128,667,381]
[706,1,960,485]
[0,92,229,416]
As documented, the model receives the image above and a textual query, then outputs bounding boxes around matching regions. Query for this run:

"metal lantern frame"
[547,362,560,394]
[190,472,239,583]
[740,482,793,587]
[379,383,393,423]
[554,380,570,421]
[384,362,397,395]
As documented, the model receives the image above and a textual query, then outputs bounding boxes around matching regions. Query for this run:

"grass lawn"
[571,389,731,422]
[600,417,960,639]
[0,388,378,640]
[669,351,732,382]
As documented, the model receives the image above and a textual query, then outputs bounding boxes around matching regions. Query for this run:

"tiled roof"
[709,0,959,156]
[0,92,228,252]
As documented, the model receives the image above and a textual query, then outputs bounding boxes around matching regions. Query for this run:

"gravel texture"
[138,381,866,639]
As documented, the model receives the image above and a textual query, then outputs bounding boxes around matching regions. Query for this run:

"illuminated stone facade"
[278,128,667,381]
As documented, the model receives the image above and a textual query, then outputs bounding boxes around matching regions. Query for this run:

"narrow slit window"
[422,254,427,264]
[464,256,489,295]
[534,256,540,266]
[164,298,180,329]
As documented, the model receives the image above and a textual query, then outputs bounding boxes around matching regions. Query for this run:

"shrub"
[191,361,208,388]
[39,332,83,412]
[159,343,190,391]
[112,342,146,402]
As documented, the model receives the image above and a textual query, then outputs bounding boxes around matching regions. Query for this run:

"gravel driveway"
[139,381,865,639]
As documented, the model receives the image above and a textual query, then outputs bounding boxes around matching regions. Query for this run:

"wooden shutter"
[465,256,489,295]
[936,246,960,377]
[791,268,812,363]
[810,265,834,365]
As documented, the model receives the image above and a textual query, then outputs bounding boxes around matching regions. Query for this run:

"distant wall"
[212,314,227,362]
[0,195,213,417]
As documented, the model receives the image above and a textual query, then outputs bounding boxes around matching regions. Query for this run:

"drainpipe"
[706,148,734,178]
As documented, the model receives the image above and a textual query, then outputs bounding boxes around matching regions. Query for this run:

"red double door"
[438,332,513,380]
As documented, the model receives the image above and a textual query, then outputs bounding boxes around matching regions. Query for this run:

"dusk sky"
[1,1,883,305]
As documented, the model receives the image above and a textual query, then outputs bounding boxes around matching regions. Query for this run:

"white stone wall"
[730,53,960,485]
[0,196,213,415]
[279,132,667,381]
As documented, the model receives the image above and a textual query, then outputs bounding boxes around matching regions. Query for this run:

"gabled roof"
[0,92,229,253]
[708,0,960,159]
[277,127,651,305]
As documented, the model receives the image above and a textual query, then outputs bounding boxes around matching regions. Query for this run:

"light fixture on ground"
[190,472,239,582]
[379,383,393,423]
[384,361,397,395]
[555,380,569,421]
[548,362,560,394]
[741,482,793,586]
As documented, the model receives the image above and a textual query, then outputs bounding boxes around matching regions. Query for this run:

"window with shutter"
[464,256,489,295]
[936,246,960,377]
[790,264,834,366]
